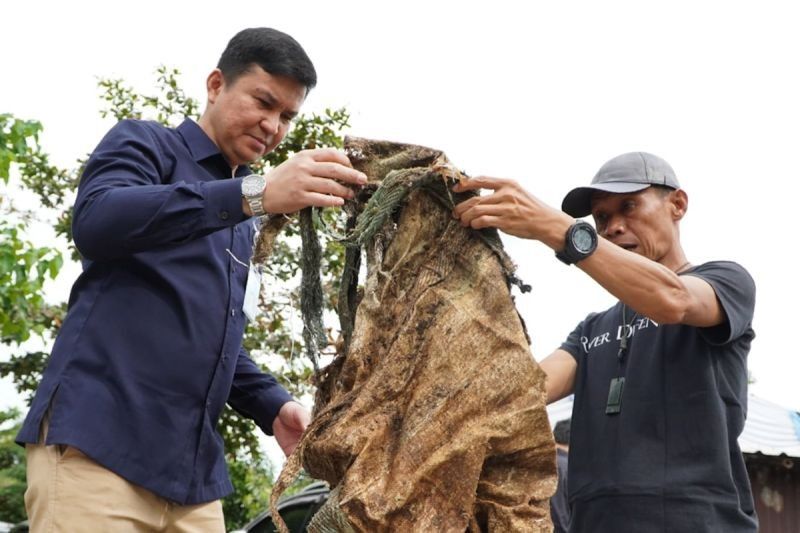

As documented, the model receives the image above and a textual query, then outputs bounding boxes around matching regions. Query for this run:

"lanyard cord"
[617,304,638,362]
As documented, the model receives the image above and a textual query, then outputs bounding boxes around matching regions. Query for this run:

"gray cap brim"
[561,182,651,218]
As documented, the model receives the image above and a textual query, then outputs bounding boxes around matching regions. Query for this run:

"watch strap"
[247,194,266,217]
[555,248,578,265]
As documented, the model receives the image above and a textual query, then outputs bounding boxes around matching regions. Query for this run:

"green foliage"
[1,66,352,530]
[0,114,41,184]
[1,113,75,212]
[0,114,65,351]
[223,447,275,529]
[98,66,200,124]
[0,222,62,345]
[0,351,53,400]
[0,409,27,525]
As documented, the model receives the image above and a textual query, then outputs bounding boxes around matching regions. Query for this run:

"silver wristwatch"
[241,174,267,217]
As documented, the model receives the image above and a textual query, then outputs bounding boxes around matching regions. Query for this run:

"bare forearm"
[540,350,577,404]
[450,177,719,326]
[576,239,689,323]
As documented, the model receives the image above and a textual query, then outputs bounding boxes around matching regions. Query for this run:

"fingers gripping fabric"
[271,137,557,533]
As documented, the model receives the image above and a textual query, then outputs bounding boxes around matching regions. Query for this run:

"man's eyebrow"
[254,88,299,116]
[254,88,277,103]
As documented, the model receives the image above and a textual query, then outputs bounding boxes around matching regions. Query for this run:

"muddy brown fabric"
[271,138,557,533]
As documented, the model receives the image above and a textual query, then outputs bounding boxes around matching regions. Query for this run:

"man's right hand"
[452,176,574,248]
[260,148,367,214]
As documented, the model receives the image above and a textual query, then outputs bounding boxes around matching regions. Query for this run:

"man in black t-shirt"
[452,152,757,532]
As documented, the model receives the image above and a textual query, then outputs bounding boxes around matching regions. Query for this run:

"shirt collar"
[177,118,251,177]
[177,118,223,162]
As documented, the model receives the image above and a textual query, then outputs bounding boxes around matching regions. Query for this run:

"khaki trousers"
[24,420,225,533]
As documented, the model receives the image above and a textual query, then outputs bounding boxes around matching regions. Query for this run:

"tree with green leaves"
[0,67,350,530]
[0,408,26,525]
[0,114,64,349]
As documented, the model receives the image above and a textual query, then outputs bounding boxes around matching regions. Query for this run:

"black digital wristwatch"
[556,221,598,265]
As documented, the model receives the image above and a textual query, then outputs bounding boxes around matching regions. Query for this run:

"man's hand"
[452,176,573,248]
[273,401,311,456]
[259,148,367,214]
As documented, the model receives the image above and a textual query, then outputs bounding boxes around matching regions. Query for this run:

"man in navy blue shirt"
[453,153,757,532]
[18,27,367,531]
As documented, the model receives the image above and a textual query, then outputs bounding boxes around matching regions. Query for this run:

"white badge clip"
[243,263,263,322]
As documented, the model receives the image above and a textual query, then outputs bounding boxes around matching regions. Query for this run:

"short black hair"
[553,419,570,445]
[217,28,317,91]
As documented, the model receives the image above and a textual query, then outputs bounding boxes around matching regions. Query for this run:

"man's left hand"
[273,401,311,456]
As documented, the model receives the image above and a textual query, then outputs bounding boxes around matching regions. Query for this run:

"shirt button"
[231,308,236,317]
[219,210,230,220]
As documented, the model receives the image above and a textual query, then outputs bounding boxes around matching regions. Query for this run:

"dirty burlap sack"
[270,137,557,532]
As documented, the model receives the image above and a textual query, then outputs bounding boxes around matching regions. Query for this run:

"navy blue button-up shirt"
[17,118,293,504]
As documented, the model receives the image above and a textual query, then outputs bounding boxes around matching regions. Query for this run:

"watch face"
[243,175,266,197]
[572,227,595,253]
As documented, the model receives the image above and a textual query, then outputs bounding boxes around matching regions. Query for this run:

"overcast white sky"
[2,0,798,431]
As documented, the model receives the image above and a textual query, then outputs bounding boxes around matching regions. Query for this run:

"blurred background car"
[230,482,330,533]
[5,520,26,533]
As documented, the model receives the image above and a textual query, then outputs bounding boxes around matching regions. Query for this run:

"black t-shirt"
[560,261,757,533]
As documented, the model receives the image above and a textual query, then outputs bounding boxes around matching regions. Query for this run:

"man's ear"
[206,69,225,104]
[670,189,688,221]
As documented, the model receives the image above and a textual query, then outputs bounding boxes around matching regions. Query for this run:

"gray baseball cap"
[561,152,680,217]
